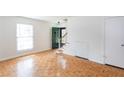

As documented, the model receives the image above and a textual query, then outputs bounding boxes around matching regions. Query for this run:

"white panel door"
[105,17,124,68]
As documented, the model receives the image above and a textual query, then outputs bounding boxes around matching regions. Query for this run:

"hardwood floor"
[0,50,124,77]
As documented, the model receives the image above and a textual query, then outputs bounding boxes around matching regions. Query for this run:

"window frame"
[16,24,34,52]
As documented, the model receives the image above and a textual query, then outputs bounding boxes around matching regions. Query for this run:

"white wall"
[0,16,51,61]
[64,16,105,64]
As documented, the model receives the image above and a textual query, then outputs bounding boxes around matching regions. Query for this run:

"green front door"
[52,27,60,49]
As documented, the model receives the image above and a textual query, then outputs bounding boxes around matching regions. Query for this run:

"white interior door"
[105,17,124,68]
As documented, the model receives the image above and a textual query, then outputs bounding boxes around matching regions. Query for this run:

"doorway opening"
[52,27,67,49]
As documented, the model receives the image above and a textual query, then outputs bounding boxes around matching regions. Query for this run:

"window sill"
[17,48,33,53]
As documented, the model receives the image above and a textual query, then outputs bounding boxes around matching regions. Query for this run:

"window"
[17,24,33,51]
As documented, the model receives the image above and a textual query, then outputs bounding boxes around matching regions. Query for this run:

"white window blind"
[17,24,33,51]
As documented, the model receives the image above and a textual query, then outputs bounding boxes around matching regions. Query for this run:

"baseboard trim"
[75,56,89,60]
[0,49,51,62]
[89,58,105,64]
[105,64,124,70]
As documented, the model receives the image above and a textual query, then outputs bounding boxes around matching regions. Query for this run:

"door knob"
[121,44,124,47]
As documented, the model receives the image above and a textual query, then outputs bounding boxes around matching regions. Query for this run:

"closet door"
[105,17,124,68]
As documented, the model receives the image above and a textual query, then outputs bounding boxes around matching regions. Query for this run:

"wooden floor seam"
[0,50,124,77]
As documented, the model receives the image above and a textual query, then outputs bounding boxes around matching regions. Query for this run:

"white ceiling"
[23,16,69,22]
